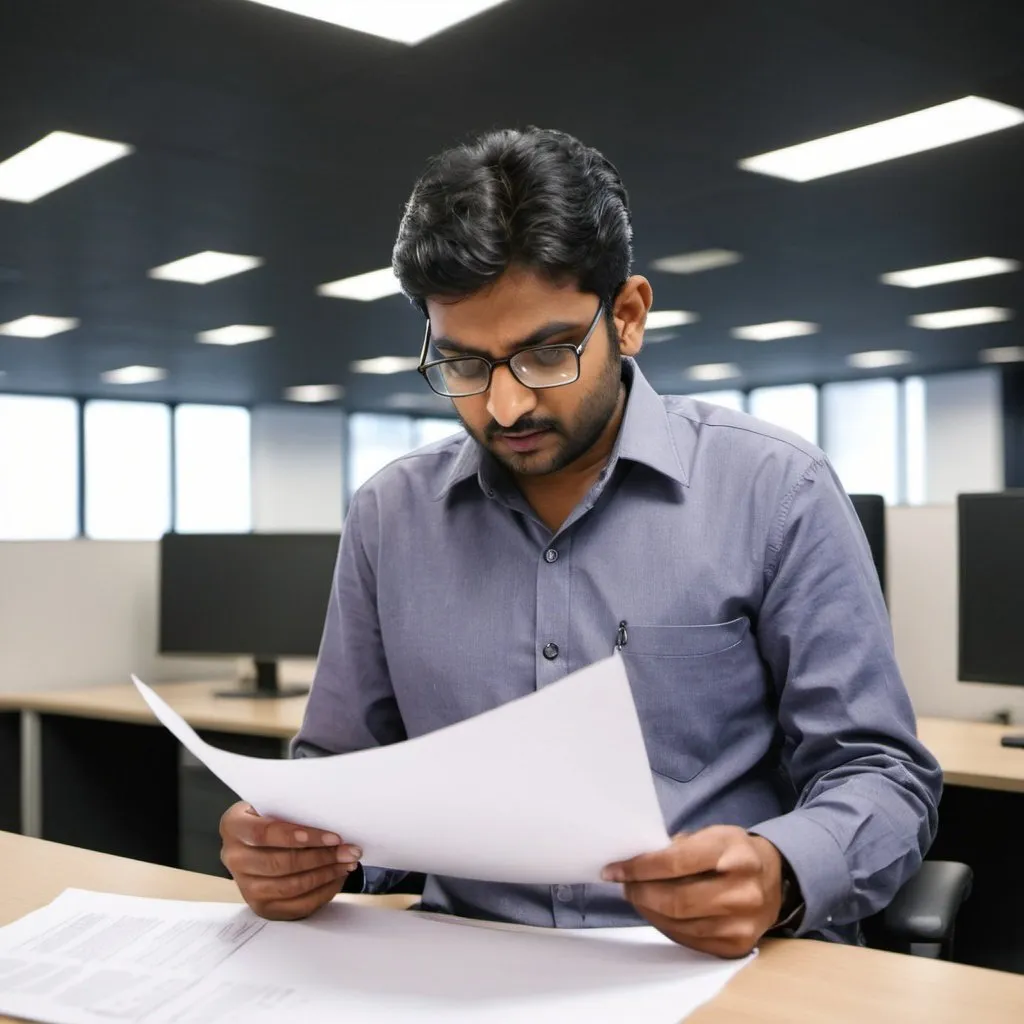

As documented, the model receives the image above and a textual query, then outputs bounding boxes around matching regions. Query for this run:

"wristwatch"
[772,861,805,932]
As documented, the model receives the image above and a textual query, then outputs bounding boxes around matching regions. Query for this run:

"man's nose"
[486,366,538,428]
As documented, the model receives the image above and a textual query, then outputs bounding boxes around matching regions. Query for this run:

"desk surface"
[2,832,1023,1024]
[3,681,1024,791]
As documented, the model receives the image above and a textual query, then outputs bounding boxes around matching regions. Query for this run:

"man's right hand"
[219,801,362,920]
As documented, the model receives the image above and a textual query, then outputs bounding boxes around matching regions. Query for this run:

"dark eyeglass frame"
[417,301,606,398]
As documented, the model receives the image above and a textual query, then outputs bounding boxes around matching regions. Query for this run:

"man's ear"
[613,276,653,357]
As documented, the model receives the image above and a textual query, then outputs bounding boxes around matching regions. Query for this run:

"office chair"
[863,859,973,960]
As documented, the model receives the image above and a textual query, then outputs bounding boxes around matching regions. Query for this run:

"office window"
[0,395,79,540]
[748,384,819,445]
[681,390,746,412]
[84,401,172,539]
[821,379,900,504]
[413,417,463,447]
[348,413,416,494]
[174,404,251,533]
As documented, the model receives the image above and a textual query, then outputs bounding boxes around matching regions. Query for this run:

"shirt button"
[544,548,558,563]
[542,642,559,661]
[556,885,573,903]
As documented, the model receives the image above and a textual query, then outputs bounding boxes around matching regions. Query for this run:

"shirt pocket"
[620,617,753,783]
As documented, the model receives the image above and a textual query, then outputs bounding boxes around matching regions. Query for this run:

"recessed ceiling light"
[686,362,741,382]
[739,96,1024,182]
[101,365,167,384]
[0,131,133,203]
[241,0,510,45]
[317,267,403,301]
[384,392,449,410]
[980,346,1024,364]
[645,310,699,331]
[650,249,742,274]
[881,256,1021,288]
[0,315,80,338]
[148,251,263,284]
[196,324,274,346]
[349,355,421,374]
[284,384,344,403]
[731,320,820,342]
[847,350,912,369]
[909,306,1014,330]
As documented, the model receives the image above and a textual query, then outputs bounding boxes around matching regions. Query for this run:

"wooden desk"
[3,832,1023,1024]
[917,716,1024,793]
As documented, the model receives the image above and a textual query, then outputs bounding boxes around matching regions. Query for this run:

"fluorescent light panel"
[739,96,1024,182]
[350,356,421,374]
[0,315,79,338]
[881,256,1020,288]
[385,392,449,410]
[910,306,1013,330]
[645,310,699,331]
[650,249,742,274]
[101,365,167,384]
[0,131,133,203]
[318,267,402,301]
[149,251,263,284]
[242,0,510,45]
[687,362,740,382]
[847,350,912,369]
[731,320,820,342]
[284,384,343,403]
[980,346,1024,364]
[197,324,274,346]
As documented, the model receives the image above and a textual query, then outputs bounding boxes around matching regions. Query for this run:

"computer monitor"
[958,491,1024,691]
[159,532,340,699]
[848,494,886,599]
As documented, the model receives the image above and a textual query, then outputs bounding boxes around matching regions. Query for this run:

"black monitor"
[159,532,340,699]
[958,491,1024,691]
[848,494,886,600]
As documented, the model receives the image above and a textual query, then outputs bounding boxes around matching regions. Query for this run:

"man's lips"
[496,428,551,453]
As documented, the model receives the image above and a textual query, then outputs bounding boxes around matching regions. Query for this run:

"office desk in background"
[2,682,1024,971]
[3,831,1024,1024]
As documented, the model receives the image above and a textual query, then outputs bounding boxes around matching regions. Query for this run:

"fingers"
[222,802,344,850]
[225,842,360,878]
[635,904,761,959]
[624,874,766,923]
[245,865,355,922]
[603,826,744,883]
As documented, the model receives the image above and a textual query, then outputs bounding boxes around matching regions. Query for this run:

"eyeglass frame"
[417,301,606,398]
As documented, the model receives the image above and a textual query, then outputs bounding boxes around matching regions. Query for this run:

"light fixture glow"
[148,251,263,284]
[846,350,912,370]
[645,310,699,330]
[650,249,742,274]
[980,346,1024,364]
[284,384,344,403]
[0,315,80,338]
[317,266,403,301]
[101,365,167,385]
[0,131,133,203]
[739,96,1024,182]
[909,306,1013,330]
[349,355,421,374]
[385,392,449,410]
[686,362,741,382]
[731,320,820,342]
[881,256,1020,288]
[242,0,510,45]
[196,324,274,346]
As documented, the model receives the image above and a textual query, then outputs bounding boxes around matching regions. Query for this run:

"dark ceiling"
[1,0,1023,411]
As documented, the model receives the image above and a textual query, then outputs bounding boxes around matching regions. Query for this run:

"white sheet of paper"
[0,889,755,1024]
[131,653,670,883]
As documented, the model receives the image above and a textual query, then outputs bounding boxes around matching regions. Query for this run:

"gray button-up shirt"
[294,361,941,944]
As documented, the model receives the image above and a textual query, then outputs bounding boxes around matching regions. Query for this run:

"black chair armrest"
[883,860,973,944]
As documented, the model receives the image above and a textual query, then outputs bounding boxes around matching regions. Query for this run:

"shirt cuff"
[748,809,853,936]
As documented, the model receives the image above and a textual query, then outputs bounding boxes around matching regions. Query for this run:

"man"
[220,127,941,959]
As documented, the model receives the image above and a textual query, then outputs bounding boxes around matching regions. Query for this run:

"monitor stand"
[216,659,310,700]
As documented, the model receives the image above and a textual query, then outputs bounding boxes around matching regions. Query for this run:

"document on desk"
[0,889,755,1024]
[131,653,671,883]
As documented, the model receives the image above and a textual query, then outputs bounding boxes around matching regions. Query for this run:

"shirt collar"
[434,359,688,501]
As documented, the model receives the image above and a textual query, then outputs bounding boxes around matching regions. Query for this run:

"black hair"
[392,127,633,315]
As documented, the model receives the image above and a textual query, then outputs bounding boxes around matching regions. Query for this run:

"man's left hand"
[602,825,786,958]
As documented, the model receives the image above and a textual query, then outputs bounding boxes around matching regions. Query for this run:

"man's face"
[425,268,647,477]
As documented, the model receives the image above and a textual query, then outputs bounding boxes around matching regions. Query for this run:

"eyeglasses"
[418,302,605,398]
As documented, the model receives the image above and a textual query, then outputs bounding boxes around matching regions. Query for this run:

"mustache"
[485,417,559,442]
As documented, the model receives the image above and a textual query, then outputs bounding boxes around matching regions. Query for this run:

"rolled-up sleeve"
[290,489,409,895]
[748,456,942,936]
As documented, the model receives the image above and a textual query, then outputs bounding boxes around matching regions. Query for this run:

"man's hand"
[602,825,786,958]
[219,801,362,921]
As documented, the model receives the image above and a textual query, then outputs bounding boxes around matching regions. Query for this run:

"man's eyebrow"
[431,320,585,358]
